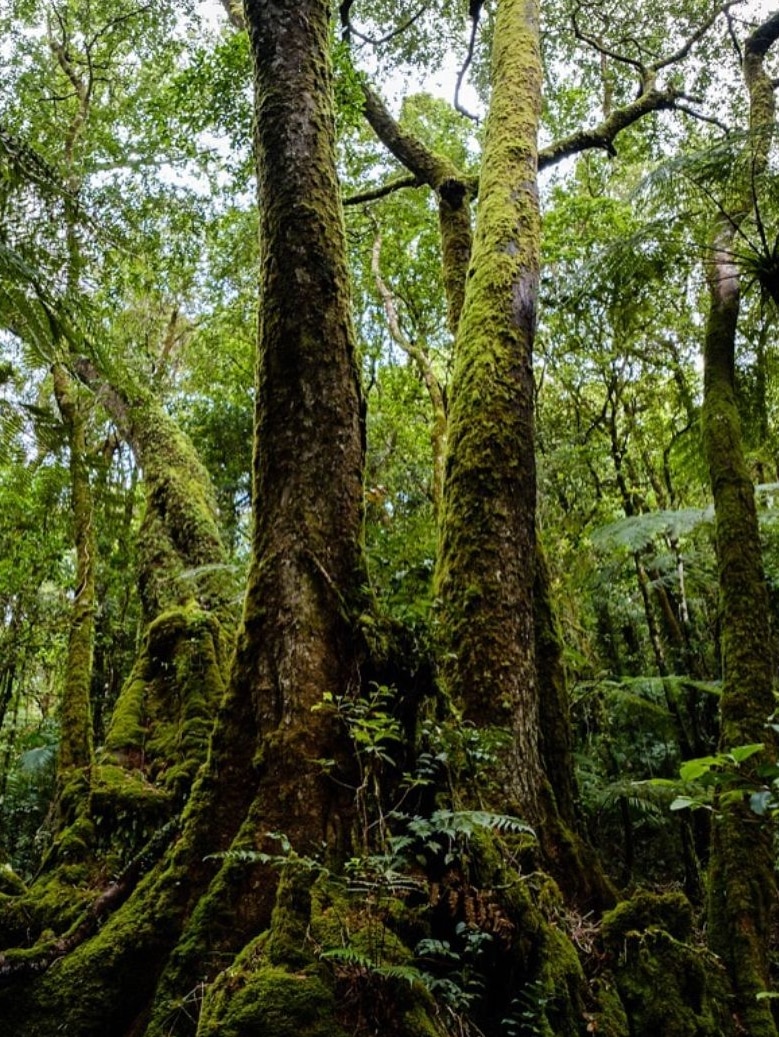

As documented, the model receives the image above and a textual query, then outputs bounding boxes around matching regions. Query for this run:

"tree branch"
[539,83,677,168]
[343,173,421,205]
[361,83,477,194]
[343,2,428,47]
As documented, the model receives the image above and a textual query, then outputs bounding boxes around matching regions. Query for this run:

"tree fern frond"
[592,507,713,554]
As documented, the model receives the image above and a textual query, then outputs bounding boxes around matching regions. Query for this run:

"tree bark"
[52,364,95,782]
[436,0,544,820]
[146,0,368,1028]
[73,359,233,623]
[702,14,779,1035]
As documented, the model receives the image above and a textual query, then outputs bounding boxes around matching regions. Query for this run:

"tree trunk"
[702,14,779,1034]
[73,360,233,623]
[436,0,545,818]
[52,365,95,783]
[145,0,367,1028]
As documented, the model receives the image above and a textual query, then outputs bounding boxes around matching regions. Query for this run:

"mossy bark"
[700,14,779,1035]
[436,0,544,820]
[702,258,777,1034]
[238,0,365,858]
[52,365,95,782]
[600,891,731,1037]
[73,360,233,623]
[146,0,369,1029]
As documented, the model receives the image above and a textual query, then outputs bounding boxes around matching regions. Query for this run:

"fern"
[320,947,423,987]
[592,507,713,554]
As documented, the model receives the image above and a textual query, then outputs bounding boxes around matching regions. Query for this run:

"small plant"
[501,979,551,1037]
[649,741,771,813]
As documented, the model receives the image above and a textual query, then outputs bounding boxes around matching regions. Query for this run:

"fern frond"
[592,507,713,554]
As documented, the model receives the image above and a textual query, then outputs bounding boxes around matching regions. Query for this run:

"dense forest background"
[1,0,779,1034]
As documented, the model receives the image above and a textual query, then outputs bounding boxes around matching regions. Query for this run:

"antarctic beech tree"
[51,366,95,785]
[700,13,779,1033]
[436,0,543,819]
[0,2,367,1033]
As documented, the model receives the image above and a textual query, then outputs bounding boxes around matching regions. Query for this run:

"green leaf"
[729,743,764,764]
[679,756,720,781]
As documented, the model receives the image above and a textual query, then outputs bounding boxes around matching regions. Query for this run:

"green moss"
[0,864,27,896]
[589,978,629,1037]
[465,832,586,1036]
[602,890,692,944]
[128,388,234,623]
[601,892,731,1037]
[56,815,96,861]
[89,763,172,829]
[198,959,347,1037]
[0,867,94,946]
[0,864,179,1037]
[102,604,227,802]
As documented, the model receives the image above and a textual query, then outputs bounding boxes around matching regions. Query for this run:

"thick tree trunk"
[702,14,779,1035]
[146,0,368,1029]
[436,0,544,819]
[0,5,365,1033]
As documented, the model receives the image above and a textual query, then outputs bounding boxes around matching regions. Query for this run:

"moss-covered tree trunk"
[72,360,233,622]
[357,32,601,900]
[701,13,779,1035]
[145,3,367,1029]
[436,0,544,817]
[236,0,365,863]
[145,0,367,1028]
[0,3,365,1033]
[51,365,95,783]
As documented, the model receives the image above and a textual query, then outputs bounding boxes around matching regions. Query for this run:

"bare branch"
[726,8,744,63]
[370,234,447,512]
[85,5,155,54]
[674,100,730,134]
[371,234,412,351]
[346,3,428,47]
[454,14,481,122]
[343,173,421,205]
[655,0,746,71]
[572,10,645,76]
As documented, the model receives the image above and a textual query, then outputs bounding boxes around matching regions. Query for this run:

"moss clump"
[589,978,629,1037]
[602,890,693,943]
[195,865,445,1037]
[198,959,347,1037]
[55,815,96,862]
[102,604,226,801]
[0,867,94,947]
[601,891,732,1037]
[0,864,27,896]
